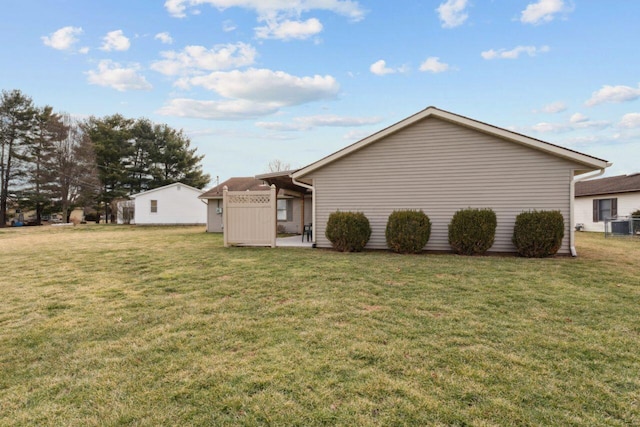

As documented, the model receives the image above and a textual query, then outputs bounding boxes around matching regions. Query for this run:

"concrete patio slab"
[277,235,314,248]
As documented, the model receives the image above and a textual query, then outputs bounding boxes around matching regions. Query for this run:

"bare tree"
[267,159,291,173]
[50,115,99,222]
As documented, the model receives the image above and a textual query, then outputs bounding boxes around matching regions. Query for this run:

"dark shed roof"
[199,177,270,199]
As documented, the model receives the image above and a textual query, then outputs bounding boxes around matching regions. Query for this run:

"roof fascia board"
[131,182,204,198]
[255,169,298,179]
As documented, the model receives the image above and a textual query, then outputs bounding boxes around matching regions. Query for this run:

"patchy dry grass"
[0,226,638,426]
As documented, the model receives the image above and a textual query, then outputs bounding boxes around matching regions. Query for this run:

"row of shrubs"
[325,208,565,258]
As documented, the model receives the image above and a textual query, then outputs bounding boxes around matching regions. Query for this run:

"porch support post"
[300,195,305,234]
[223,186,229,247]
[270,184,277,248]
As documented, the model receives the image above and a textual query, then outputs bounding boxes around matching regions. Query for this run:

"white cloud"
[164,0,366,21]
[223,20,237,32]
[151,42,257,76]
[370,60,394,76]
[536,101,567,113]
[155,32,173,44]
[370,59,408,76]
[165,0,363,41]
[159,68,340,120]
[585,84,640,107]
[41,26,83,51]
[255,18,323,40]
[530,115,611,134]
[101,30,131,51]
[78,47,90,55]
[419,57,450,73]
[157,98,279,120]
[481,45,550,60]
[185,68,339,106]
[619,113,640,129]
[569,112,588,123]
[531,122,562,133]
[436,0,468,28]
[520,0,567,25]
[86,60,152,92]
[256,114,382,131]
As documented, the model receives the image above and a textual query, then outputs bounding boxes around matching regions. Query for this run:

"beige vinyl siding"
[308,117,583,253]
[206,199,223,232]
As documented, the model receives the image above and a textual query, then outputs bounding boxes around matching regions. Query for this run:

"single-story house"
[127,182,207,225]
[199,176,311,233]
[574,173,640,232]
[289,106,610,255]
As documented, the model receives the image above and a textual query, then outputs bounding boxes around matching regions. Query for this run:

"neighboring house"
[574,173,640,232]
[128,182,207,225]
[291,106,610,255]
[199,176,311,233]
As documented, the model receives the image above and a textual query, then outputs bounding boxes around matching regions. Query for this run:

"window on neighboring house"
[150,200,158,213]
[277,199,292,221]
[593,198,617,222]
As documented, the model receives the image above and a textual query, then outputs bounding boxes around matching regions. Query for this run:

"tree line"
[0,89,210,226]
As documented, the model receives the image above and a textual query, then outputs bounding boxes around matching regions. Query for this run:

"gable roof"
[130,182,204,198]
[292,106,611,181]
[199,177,271,199]
[575,173,640,197]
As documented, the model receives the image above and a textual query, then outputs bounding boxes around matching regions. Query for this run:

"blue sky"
[2,0,639,185]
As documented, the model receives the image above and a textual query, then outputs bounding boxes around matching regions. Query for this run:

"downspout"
[570,168,606,256]
[199,198,208,232]
[291,176,315,245]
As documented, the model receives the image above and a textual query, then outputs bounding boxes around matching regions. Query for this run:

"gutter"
[291,176,315,245]
[570,168,606,256]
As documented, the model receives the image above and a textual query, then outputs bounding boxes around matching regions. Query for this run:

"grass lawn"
[0,225,638,426]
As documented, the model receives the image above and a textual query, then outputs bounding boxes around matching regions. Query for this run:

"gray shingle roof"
[575,173,640,197]
[199,177,270,199]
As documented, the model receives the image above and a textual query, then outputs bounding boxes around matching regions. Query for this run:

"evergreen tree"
[129,118,155,194]
[83,114,134,222]
[148,123,210,189]
[0,89,36,226]
[20,106,64,224]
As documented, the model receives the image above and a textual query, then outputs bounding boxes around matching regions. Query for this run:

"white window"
[593,198,617,222]
[277,199,292,221]
[150,200,158,213]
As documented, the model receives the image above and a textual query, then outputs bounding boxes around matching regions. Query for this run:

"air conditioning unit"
[216,207,223,214]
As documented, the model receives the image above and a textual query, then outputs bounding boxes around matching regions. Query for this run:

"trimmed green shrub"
[325,211,371,252]
[512,210,565,257]
[448,208,497,255]
[385,210,431,254]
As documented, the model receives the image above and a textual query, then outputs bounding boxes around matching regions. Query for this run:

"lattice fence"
[223,185,277,247]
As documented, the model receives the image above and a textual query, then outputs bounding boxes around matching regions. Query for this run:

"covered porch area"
[256,170,313,242]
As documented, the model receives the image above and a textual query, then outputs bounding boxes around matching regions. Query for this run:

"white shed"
[131,182,207,225]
